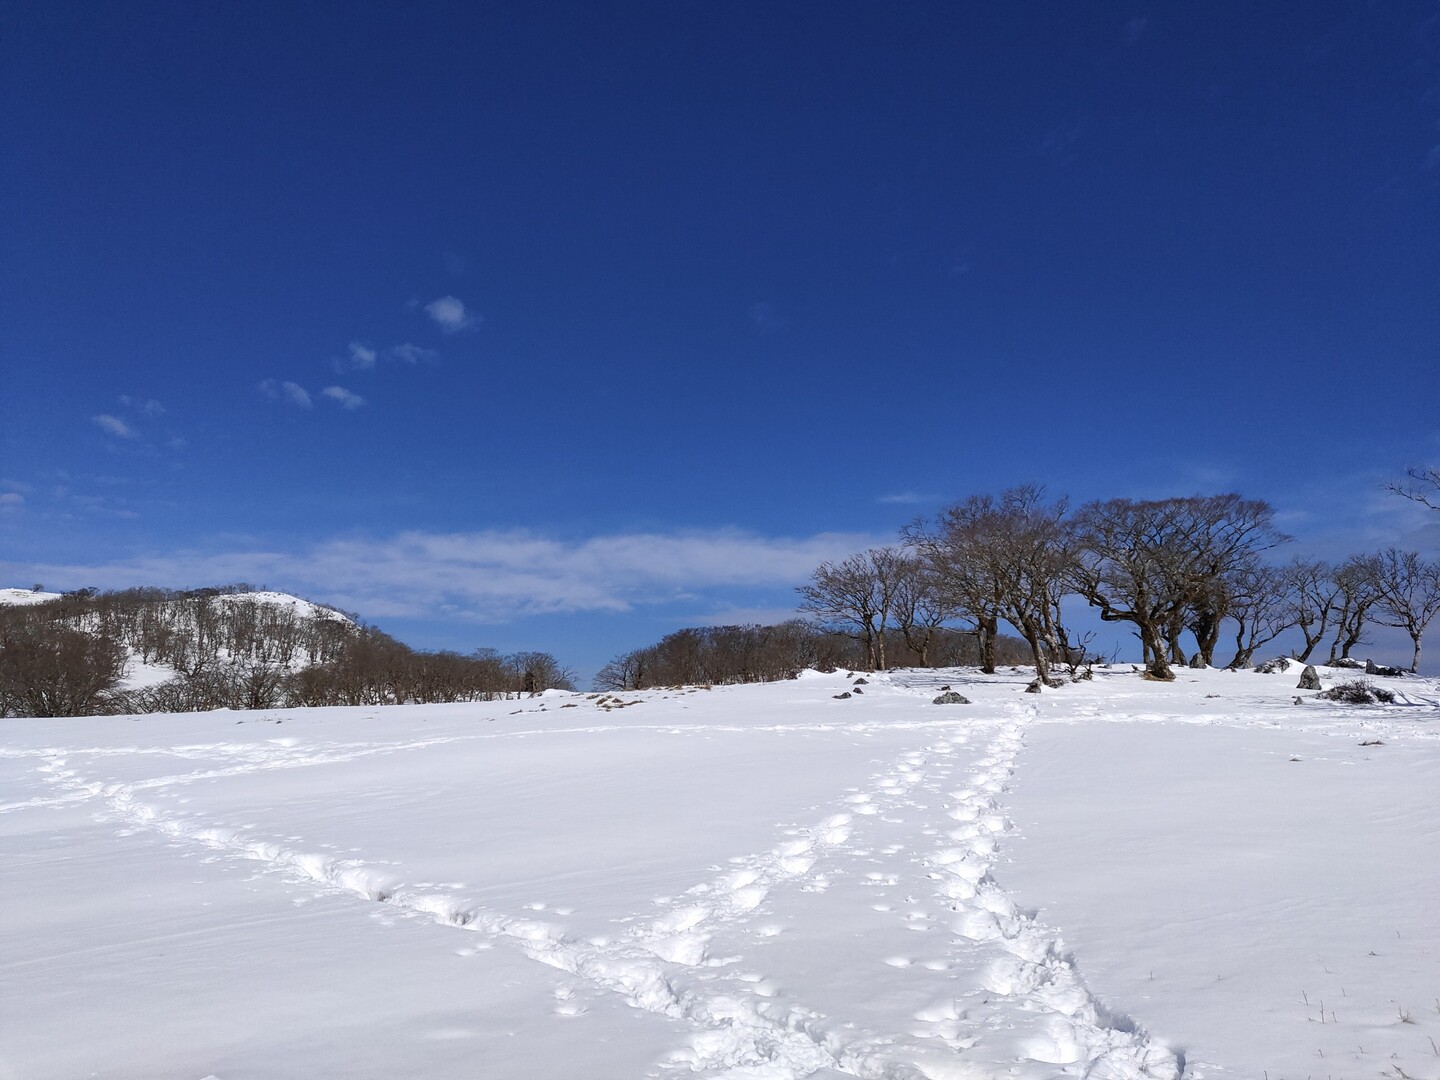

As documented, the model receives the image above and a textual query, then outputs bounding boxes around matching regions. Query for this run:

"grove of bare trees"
[801,487,1440,685]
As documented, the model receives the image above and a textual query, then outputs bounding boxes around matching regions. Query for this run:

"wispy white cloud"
[321,386,366,410]
[0,492,23,510]
[388,342,439,365]
[877,491,936,506]
[336,340,438,372]
[92,414,137,438]
[0,528,880,623]
[118,396,165,417]
[424,295,475,332]
[259,379,313,408]
[347,341,379,370]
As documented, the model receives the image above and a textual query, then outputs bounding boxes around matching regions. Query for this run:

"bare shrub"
[1315,679,1394,705]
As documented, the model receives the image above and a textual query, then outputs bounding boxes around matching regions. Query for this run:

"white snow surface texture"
[2,666,1436,1080]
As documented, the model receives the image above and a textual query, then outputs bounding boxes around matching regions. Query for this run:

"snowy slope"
[211,589,353,624]
[1,667,1435,1079]
[0,587,61,605]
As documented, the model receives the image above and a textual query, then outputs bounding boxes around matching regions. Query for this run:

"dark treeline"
[0,586,574,717]
[798,488,1440,685]
[594,620,1033,691]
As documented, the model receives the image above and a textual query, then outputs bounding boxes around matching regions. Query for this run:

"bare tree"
[974,488,1075,686]
[1386,466,1440,511]
[1071,494,1286,680]
[1279,559,1340,663]
[889,555,959,668]
[0,620,125,717]
[1223,565,1297,669]
[798,548,907,670]
[1327,556,1379,663]
[1365,548,1440,672]
[595,650,649,691]
[506,651,577,695]
[901,500,1008,677]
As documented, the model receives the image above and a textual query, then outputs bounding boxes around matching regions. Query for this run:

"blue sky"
[3,2,1438,679]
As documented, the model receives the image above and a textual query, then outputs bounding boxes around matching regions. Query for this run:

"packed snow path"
[2,666,1436,1079]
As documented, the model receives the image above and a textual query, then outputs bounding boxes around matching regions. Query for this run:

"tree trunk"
[978,615,997,674]
[1331,606,1367,661]
[1226,622,1250,670]
[1191,609,1221,666]
[1141,623,1175,680]
[1165,613,1188,666]
[1411,633,1422,674]
[1030,639,1052,685]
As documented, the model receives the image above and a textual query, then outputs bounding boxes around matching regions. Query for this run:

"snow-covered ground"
[0,587,62,606]
[209,589,353,624]
[2,666,1436,1080]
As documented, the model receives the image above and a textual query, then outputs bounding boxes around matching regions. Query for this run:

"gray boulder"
[1366,659,1406,677]
[1296,665,1322,690]
[932,691,970,705]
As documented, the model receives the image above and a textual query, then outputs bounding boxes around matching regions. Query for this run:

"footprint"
[552,986,587,1017]
[646,933,710,965]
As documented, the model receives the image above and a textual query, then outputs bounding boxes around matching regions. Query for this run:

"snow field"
[2,666,1436,1079]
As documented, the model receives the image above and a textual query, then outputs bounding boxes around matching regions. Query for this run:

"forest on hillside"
[0,586,574,718]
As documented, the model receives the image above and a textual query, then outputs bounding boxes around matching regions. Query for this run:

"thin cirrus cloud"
[320,386,365,410]
[346,342,379,370]
[258,381,362,411]
[424,295,475,332]
[387,342,438,365]
[342,340,438,371]
[118,396,165,417]
[0,528,880,623]
[258,379,312,408]
[92,414,137,438]
[877,491,935,506]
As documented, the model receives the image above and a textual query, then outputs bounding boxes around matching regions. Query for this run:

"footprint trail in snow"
[30,681,1181,1080]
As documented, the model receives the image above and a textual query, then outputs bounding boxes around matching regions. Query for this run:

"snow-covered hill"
[210,588,353,624]
[0,586,62,605]
[2,665,1436,1079]
[1,585,357,705]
